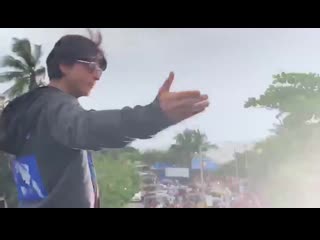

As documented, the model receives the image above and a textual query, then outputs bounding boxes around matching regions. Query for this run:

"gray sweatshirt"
[0,86,173,208]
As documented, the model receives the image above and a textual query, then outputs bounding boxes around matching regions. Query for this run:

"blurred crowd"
[139,176,262,208]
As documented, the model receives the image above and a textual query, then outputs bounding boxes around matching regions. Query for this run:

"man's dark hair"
[46,30,107,80]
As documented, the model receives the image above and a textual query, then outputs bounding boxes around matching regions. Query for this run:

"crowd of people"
[141,175,262,208]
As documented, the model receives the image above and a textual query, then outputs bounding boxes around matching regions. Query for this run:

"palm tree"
[171,129,218,154]
[0,38,46,99]
[169,129,218,167]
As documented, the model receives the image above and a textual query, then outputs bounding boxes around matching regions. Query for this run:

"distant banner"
[165,168,190,178]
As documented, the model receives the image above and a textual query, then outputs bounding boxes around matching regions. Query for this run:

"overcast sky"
[0,28,319,150]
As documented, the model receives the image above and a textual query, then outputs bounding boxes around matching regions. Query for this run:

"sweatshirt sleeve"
[46,95,174,151]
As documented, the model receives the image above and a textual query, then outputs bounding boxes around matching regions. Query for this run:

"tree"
[168,129,218,167]
[94,153,139,208]
[141,150,168,165]
[100,147,142,162]
[245,73,320,129]
[0,38,46,99]
[173,129,217,153]
[242,72,320,207]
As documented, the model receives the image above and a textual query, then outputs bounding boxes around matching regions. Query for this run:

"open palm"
[158,72,210,123]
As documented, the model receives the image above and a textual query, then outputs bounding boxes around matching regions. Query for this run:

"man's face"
[61,59,103,98]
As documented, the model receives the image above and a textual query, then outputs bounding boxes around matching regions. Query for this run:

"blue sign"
[12,155,48,202]
[151,162,175,170]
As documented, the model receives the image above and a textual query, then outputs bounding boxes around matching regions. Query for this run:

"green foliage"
[173,129,218,153]
[167,129,218,167]
[100,147,142,161]
[139,129,217,168]
[239,72,320,207]
[141,150,169,165]
[245,73,320,129]
[94,152,140,208]
[0,38,46,98]
[0,153,17,207]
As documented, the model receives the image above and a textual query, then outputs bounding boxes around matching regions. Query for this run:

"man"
[0,32,209,208]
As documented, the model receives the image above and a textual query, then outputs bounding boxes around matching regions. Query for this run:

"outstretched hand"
[158,72,209,123]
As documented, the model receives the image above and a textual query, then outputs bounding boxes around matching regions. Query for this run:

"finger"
[199,94,208,101]
[176,95,209,108]
[173,98,201,110]
[191,100,210,112]
[189,103,209,117]
[158,79,169,94]
[174,91,202,100]
[159,72,174,94]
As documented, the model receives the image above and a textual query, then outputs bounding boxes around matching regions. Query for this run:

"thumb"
[159,72,174,94]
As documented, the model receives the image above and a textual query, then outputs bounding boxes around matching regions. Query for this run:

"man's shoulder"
[40,86,75,100]
[38,87,79,107]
